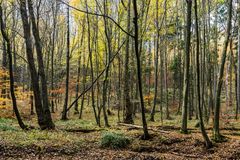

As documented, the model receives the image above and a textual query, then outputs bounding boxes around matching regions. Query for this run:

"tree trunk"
[150,0,160,122]
[85,0,99,125]
[124,0,134,124]
[181,0,192,134]
[133,0,149,139]
[237,0,240,120]
[19,0,49,129]
[27,0,54,128]
[213,0,232,141]
[62,4,70,120]
[0,5,27,130]
[194,0,212,148]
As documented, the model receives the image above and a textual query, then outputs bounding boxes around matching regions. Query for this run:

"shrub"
[100,132,130,149]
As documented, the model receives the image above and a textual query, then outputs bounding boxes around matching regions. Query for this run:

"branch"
[56,0,134,38]
[66,39,126,112]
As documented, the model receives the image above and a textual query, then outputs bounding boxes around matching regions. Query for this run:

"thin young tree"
[132,0,150,139]
[85,0,99,125]
[237,0,240,120]
[62,3,70,120]
[124,0,134,124]
[0,4,27,130]
[150,0,160,122]
[213,0,233,141]
[194,0,212,148]
[181,0,192,134]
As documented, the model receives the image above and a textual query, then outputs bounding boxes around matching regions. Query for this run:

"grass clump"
[100,132,130,149]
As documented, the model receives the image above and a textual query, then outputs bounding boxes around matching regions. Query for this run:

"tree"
[0,4,27,130]
[194,0,212,148]
[27,0,54,128]
[124,0,134,124]
[19,0,52,129]
[237,0,240,120]
[181,0,192,134]
[213,0,233,141]
[132,0,150,139]
[150,0,160,122]
[62,3,70,120]
[85,0,99,125]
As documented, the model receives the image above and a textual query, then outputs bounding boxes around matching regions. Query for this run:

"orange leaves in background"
[144,94,154,102]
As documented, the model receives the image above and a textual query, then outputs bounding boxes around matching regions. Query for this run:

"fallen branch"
[118,123,169,133]
[64,128,102,133]
[170,152,204,159]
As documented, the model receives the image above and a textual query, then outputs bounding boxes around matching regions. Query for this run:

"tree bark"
[124,0,134,124]
[62,4,70,120]
[27,0,54,128]
[132,0,150,139]
[0,5,27,130]
[181,0,192,134]
[19,0,49,129]
[213,0,232,141]
[194,0,212,148]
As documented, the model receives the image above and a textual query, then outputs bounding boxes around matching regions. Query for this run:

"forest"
[0,0,240,159]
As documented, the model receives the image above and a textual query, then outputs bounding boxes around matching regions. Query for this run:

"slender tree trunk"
[194,0,212,148]
[213,0,232,141]
[85,0,99,125]
[237,0,240,120]
[74,56,81,114]
[124,0,134,124]
[164,1,169,119]
[100,0,111,127]
[132,0,149,139]
[181,0,192,134]
[51,1,58,113]
[74,22,85,114]
[62,4,70,120]
[0,5,27,130]
[150,0,160,122]
[27,0,54,128]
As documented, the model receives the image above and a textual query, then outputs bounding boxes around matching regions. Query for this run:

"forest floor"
[1,102,240,159]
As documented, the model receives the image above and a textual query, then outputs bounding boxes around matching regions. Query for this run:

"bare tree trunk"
[181,0,192,134]
[237,0,240,120]
[0,5,27,130]
[213,0,232,141]
[27,0,54,128]
[194,0,212,148]
[150,0,160,122]
[19,0,48,129]
[85,0,99,125]
[124,0,134,124]
[100,0,111,127]
[50,1,58,113]
[62,4,70,120]
[133,0,149,139]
